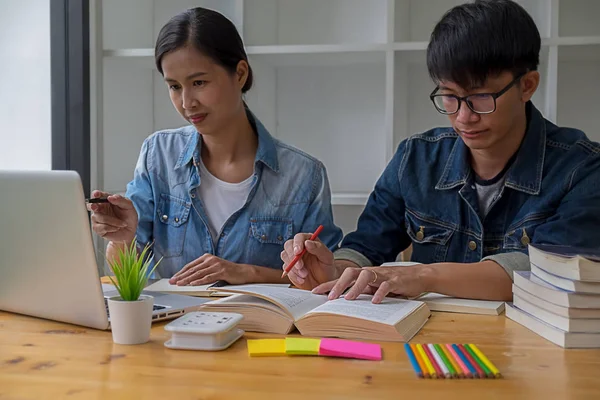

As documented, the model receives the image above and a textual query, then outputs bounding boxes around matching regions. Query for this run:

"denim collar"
[175,108,280,173]
[435,102,545,195]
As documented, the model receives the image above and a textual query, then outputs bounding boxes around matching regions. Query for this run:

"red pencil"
[422,342,444,379]
[281,225,324,278]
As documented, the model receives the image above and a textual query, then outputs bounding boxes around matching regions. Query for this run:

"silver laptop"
[0,170,209,330]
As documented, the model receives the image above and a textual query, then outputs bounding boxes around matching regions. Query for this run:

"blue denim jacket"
[125,112,343,278]
[339,102,600,267]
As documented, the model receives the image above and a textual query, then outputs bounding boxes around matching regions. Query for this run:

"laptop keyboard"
[104,298,166,315]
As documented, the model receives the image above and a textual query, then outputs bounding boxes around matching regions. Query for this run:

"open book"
[200,285,430,342]
[144,279,289,297]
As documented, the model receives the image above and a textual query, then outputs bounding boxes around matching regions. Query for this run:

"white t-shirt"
[197,160,253,244]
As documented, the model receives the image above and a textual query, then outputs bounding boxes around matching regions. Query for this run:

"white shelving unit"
[91,0,600,237]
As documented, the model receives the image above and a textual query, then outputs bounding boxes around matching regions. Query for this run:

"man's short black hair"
[426,0,541,89]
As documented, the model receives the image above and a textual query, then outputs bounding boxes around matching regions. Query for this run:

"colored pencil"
[469,344,502,378]
[464,344,493,378]
[410,343,430,378]
[404,343,423,378]
[428,344,451,379]
[434,343,458,378]
[452,344,478,378]
[281,225,323,278]
[446,344,472,378]
[458,344,485,378]
[422,343,444,379]
[440,344,463,378]
[416,344,437,378]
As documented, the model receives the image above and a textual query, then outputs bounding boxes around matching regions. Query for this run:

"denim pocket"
[405,209,454,262]
[504,212,549,250]
[249,217,293,245]
[155,194,192,257]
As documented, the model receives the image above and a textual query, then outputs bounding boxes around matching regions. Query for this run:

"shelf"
[103,37,600,64]
[332,193,370,206]
[550,36,600,47]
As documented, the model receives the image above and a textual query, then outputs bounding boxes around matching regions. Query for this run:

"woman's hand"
[312,265,431,304]
[88,190,138,244]
[280,233,338,290]
[169,254,257,286]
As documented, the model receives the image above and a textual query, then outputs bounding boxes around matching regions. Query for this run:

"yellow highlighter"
[247,339,286,357]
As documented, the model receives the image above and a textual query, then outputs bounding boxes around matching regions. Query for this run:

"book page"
[206,294,286,314]
[306,295,422,325]
[216,285,328,320]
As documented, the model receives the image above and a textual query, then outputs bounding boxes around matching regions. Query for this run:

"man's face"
[437,71,538,152]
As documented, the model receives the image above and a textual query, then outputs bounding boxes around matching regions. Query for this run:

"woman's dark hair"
[155,7,253,93]
[427,0,540,89]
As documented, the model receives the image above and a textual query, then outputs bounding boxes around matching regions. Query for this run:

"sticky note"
[285,338,321,355]
[247,339,286,356]
[319,338,382,361]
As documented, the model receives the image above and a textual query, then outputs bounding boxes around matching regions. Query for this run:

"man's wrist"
[418,263,439,292]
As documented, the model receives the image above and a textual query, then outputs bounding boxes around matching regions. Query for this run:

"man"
[280,0,600,303]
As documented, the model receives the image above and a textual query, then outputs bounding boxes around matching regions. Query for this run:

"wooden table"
[2,308,600,400]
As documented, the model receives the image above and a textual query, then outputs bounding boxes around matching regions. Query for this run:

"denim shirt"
[125,112,343,278]
[338,102,600,268]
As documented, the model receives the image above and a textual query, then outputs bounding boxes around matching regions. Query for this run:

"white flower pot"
[107,294,154,345]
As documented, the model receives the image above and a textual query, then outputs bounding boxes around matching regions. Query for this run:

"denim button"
[468,241,477,251]
[162,214,168,221]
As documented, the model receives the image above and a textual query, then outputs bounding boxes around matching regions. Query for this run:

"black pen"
[85,197,110,204]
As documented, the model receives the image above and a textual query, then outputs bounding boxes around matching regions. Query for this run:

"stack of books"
[506,244,600,348]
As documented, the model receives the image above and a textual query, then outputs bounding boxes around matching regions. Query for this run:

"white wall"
[0,0,51,170]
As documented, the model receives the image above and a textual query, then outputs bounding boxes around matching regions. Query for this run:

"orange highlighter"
[281,225,324,278]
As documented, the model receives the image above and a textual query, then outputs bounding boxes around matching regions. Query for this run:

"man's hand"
[313,265,432,304]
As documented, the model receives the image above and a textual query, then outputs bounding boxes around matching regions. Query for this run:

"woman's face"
[161,46,248,135]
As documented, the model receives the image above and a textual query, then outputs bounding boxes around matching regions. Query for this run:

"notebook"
[144,279,290,297]
[199,285,431,342]
[513,271,600,308]
[505,303,600,348]
[529,244,600,282]
[414,293,505,315]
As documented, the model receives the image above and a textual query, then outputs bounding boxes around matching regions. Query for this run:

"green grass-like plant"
[108,239,162,301]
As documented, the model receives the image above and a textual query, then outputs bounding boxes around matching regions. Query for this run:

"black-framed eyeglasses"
[429,72,526,115]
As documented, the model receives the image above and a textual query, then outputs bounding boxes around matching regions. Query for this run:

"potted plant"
[106,239,161,345]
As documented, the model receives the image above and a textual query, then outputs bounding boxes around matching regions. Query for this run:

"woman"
[89,7,342,285]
